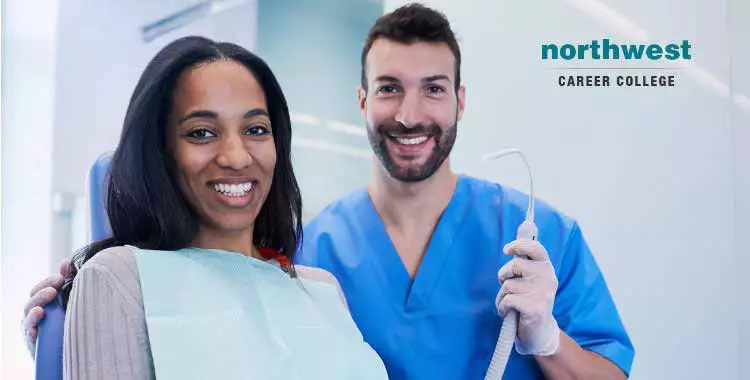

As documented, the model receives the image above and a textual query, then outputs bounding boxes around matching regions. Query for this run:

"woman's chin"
[202,214,257,234]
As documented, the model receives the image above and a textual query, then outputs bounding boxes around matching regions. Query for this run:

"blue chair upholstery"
[36,152,113,379]
[35,294,66,380]
[89,153,113,241]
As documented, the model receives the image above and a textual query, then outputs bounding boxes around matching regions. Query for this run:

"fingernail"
[503,244,510,254]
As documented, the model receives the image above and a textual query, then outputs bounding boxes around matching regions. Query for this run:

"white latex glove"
[495,239,561,356]
[22,259,72,358]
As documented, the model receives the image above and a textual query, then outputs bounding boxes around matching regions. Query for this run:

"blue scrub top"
[296,175,634,379]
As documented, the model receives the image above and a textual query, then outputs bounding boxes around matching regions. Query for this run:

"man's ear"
[358,86,367,114]
[457,85,466,121]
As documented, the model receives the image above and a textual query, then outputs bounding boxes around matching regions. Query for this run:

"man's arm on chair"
[22,259,72,358]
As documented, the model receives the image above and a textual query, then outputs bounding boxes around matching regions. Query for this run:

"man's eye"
[427,85,445,94]
[187,128,216,138]
[376,85,399,94]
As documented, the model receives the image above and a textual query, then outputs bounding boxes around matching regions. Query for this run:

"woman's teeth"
[213,183,253,196]
[394,135,429,145]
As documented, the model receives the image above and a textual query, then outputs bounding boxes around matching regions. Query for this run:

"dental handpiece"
[483,149,537,380]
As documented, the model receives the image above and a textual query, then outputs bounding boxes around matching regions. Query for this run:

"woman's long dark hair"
[63,36,302,303]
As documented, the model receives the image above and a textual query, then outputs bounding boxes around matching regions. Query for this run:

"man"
[24,4,633,379]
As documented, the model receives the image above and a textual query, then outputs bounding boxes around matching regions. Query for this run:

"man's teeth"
[394,135,429,145]
[213,182,253,196]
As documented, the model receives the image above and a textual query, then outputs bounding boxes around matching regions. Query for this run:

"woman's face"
[167,60,276,236]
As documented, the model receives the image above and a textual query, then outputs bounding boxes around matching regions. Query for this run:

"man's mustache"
[377,122,441,137]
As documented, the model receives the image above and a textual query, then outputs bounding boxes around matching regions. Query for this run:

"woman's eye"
[246,125,271,136]
[186,128,216,139]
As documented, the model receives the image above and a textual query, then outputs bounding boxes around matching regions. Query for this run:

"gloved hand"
[495,239,561,356]
[21,259,72,358]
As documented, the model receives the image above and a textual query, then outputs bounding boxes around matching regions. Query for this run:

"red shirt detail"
[257,247,291,267]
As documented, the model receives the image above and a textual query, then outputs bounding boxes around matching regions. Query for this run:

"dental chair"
[36,153,112,380]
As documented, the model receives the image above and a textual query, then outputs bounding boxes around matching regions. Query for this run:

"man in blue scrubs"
[295,4,633,379]
[24,4,633,379]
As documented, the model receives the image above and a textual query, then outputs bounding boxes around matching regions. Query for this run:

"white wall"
[255,0,380,221]
[729,0,750,375]
[2,0,59,378]
[385,0,744,379]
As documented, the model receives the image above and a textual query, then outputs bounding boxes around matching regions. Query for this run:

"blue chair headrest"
[89,152,113,241]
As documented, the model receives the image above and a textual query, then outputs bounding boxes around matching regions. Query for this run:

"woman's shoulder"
[295,265,337,284]
[75,245,142,303]
[295,265,348,309]
[83,245,137,273]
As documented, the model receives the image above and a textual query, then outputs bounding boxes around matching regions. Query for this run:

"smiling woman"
[167,60,277,248]
[55,36,387,380]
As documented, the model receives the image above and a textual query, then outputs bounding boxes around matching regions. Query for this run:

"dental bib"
[132,246,387,379]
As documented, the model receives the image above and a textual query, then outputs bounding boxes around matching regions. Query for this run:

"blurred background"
[2,0,748,378]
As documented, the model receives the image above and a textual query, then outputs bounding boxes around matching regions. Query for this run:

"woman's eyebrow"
[178,110,217,124]
[244,108,269,119]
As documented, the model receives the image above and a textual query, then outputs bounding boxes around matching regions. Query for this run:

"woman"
[61,36,386,379]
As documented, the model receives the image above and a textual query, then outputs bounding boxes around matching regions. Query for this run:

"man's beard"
[367,120,457,183]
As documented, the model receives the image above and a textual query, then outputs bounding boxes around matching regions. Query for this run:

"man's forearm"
[535,331,626,380]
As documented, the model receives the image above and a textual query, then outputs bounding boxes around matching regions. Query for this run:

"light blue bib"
[133,246,387,379]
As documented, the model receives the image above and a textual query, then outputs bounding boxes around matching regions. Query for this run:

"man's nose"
[394,91,428,128]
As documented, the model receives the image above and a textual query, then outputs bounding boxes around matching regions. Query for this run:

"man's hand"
[22,259,72,358]
[495,239,561,356]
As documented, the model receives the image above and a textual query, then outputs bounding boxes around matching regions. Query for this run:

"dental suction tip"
[483,148,520,161]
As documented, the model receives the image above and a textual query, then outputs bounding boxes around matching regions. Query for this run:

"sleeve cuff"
[585,340,635,377]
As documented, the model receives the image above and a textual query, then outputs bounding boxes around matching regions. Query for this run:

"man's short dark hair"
[360,3,461,92]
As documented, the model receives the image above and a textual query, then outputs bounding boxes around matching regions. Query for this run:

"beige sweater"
[62,246,345,380]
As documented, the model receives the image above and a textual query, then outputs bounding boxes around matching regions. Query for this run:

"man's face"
[359,39,465,182]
